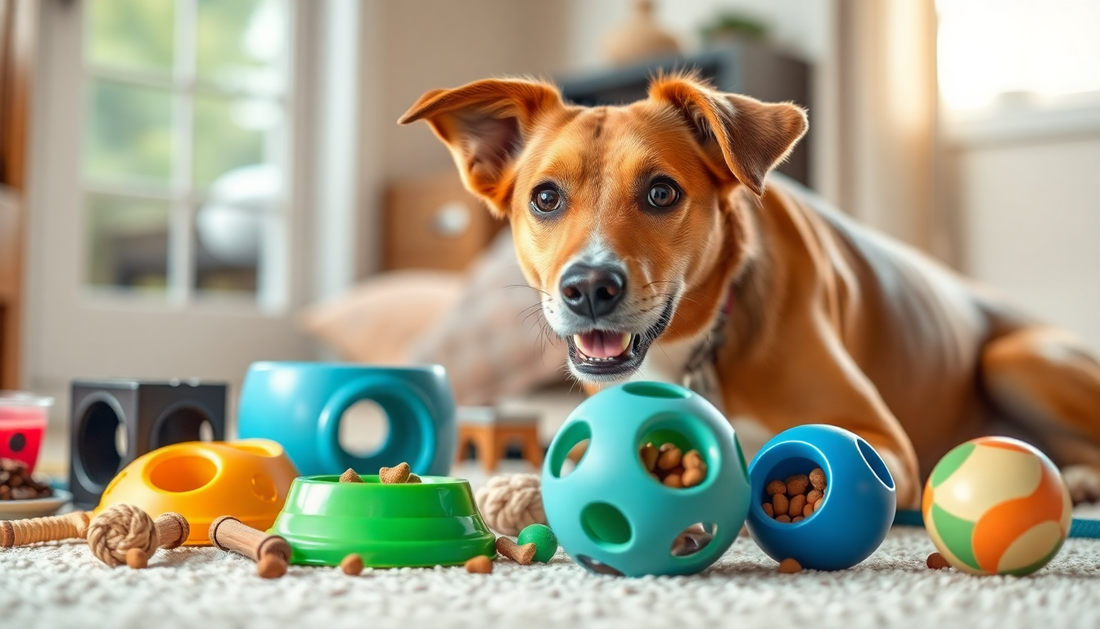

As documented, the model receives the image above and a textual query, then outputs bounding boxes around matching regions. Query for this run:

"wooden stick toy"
[0,511,91,548]
[209,515,291,579]
[85,504,190,569]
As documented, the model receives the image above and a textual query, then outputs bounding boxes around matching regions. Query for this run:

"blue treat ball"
[541,381,752,577]
[745,425,896,571]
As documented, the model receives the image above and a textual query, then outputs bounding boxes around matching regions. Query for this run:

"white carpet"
[3,464,1100,629]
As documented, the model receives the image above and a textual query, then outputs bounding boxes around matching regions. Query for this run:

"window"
[937,0,1100,112]
[83,0,291,308]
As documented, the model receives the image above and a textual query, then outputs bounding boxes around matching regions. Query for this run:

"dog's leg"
[981,326,1100,503]
[728,330,922,509]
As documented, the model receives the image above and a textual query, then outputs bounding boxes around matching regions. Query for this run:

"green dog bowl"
[270,474,496,568]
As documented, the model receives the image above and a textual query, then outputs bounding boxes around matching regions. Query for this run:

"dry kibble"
[407,474,422,484]
[339,468,363,483]
[772,493,789,517]
[657,444,683,471]
[775,514,792,523]
[682,468,705,488]
[809,468,827,491]
[763,502,774,517]
[340,553,364,575]
[778,558,802,574]
[379,462,411,484]
[788,494,806,518]
[640,443,659,471]
[766,480,787,496]
[682,450,705,470]
[806,489,823,505]
[0,458,52,500]
[465,555,493,574]
[927,552,950,570]
[786,475,810,496]
[663,474,683,489]
[792,516,803,523]
[802,502,814,518]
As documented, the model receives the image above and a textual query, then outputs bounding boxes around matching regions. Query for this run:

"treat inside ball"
[922,436,1072,576]
[745,425,896,571]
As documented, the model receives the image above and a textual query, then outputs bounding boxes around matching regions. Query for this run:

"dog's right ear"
[399,79,565,215]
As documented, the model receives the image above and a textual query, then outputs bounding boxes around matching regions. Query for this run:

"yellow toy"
[96,439,299,545]
[922,436,1072,576]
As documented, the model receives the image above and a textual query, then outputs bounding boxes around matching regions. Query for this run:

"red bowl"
[0,392,52,474]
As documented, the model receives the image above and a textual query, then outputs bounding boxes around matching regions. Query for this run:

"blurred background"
[0,0,1097,471]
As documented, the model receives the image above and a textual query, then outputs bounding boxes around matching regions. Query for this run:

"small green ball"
[517,524,558,563]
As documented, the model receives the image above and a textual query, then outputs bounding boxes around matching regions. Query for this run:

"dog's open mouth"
[565,299,675,379]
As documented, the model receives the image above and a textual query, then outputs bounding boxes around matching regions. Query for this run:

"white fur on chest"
[631,332,774,462]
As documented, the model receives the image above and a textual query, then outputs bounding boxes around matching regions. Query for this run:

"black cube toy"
[69,379,227,508]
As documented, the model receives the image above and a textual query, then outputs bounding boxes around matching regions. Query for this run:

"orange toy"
[96,439,299,546]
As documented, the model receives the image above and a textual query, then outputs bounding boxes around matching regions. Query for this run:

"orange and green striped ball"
[922,436,1072,576]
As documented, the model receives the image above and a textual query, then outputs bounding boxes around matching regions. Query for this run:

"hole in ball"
[637,426,710,490]
[670,522,718,558]
[757,456,827,524]
[548,420,591,479]
[621,382,689,399]
[575,554,625,576]
[857,438,895,490]
[580,502,633,547]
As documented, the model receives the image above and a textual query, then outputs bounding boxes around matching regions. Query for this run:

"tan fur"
[402,74,1100,509]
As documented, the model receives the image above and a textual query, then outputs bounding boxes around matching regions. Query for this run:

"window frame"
[80,0,296,312]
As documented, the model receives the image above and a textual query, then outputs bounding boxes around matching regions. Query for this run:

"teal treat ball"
[541,381,752,577]
[518,524,558,563]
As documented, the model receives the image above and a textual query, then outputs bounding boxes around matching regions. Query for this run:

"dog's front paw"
[1061,465,1100,504]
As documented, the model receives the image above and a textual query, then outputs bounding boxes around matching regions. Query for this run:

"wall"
[563,0,830,69]
[957,128,1100,352]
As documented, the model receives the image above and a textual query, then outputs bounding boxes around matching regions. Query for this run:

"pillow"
[407,229,569,406]
[300,229,569,406]
[299,270,465,365]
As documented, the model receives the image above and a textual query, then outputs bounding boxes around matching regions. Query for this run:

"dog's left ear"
[650,75,808,196]
[399,78,565,214]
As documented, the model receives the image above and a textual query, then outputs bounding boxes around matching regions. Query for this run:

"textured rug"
[3,464,1100,629]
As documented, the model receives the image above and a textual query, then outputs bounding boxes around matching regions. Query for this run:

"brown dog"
[401,73,1100,508]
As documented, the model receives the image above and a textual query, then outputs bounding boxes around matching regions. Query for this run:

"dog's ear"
[649,75,808,196]
[399,79,565,215]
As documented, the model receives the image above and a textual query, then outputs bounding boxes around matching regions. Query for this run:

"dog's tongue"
[574,331,632,359]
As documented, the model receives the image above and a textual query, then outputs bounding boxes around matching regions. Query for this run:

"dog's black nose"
[560,264,626,319]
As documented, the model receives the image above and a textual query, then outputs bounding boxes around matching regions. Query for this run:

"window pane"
[196,0,286,94]
[193,93,279,188]
[86,0,175,76]
[86,195,171,294]
[193,164,282,296]
[84,80,174,186]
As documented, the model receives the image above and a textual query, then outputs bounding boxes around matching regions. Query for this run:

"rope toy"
[86,504,190,569]
[0,511,91,547]
[474,474,547,536]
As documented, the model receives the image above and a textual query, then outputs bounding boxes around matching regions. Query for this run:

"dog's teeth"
[620,333,633,353]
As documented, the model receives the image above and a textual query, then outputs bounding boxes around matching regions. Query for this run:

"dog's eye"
[647,181,680,208]
[531,185,563,213]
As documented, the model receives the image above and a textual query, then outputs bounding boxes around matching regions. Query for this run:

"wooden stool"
[455,408,544,472]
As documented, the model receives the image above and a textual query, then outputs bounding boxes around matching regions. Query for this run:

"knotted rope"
[474,473,547,536]
[85,504,175,568]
